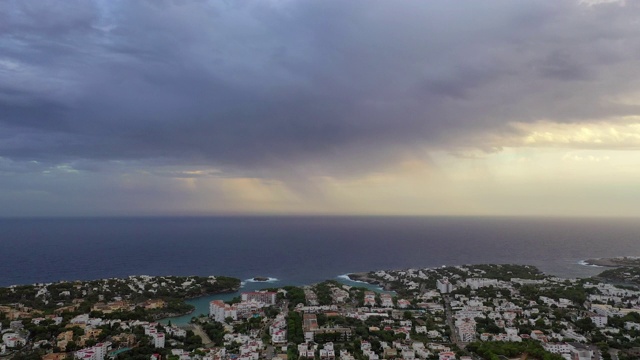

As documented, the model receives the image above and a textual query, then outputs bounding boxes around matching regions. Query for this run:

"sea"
[1,216,638,324]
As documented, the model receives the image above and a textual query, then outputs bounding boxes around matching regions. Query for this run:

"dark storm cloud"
[1,0,640,176]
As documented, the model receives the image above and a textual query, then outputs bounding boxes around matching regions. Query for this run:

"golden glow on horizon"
[83,120,640,217]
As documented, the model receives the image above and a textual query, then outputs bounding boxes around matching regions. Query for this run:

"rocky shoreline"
[583,257,640,267]
[347,272,394,291]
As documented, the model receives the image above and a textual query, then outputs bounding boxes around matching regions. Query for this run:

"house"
[397,299,411,309]
[319,343,335,359]
[42,353,68,360]
[2,332,26,348]
[543,342,572,354]
[380,294,394,308]
[143,299,167,310]
[439,351,456,360]
[364,292,376,306]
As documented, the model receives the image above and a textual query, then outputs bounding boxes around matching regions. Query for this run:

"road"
[186,324,215,347]
[443,295,466,350]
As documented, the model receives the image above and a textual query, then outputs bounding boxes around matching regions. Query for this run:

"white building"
[75,342,112,360]
[241,291,277,305]
[151,332,165,348]
[210,300,238,322]
[625,322,640,331]
[1,333,25,348]
[380,294,394,308]
[332,288,350,303]
[166,326,187,338]
[320,343,335,359]
[570,345,594,360]
[437,278,454,294]
[439,351,456,360]
[591,315,608,328]
[340,349,356,360]
[364,292,376,306]
[455,318,476,342]
[71,314,90,324]
[543,342,572,354]
[271,329,287,344]
[465,278,498,290]
[298,343,317,358]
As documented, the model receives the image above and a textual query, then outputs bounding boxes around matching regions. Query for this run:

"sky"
[2,0,640,217]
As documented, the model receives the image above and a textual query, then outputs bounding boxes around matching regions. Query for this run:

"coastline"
[161,273,394,325]
[582,257,640,268]
[158,280,277,325]
[0,262,619,326]
[156,286,241,322]
[345,272,394,291]
[6,262,640,359]
[0,274,243,327]
[242,277,279,285]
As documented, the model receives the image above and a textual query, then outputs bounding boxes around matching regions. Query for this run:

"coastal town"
[3,264,640,360]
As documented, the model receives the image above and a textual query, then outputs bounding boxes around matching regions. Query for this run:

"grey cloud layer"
[2,0,640,175]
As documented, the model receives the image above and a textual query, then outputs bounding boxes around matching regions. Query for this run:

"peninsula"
[583,257,640,268]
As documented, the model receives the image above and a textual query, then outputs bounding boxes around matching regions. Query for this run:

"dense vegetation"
[282,286,306,309]
[0,275,240,311]
[313,281,341,306]
[598,267,640,286]
[287,311,303,343]
[467,340,565,360]
[470,264,545,281]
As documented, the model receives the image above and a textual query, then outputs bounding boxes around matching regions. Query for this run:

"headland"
[582,256,640,267]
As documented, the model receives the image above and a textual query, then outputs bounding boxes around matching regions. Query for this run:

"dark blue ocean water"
[1,216,639,287]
